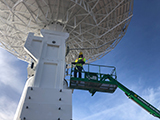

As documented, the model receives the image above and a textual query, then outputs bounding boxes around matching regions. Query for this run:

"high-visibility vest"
[75,57,86,67]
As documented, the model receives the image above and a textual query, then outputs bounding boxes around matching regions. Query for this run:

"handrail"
[70,63,117,80]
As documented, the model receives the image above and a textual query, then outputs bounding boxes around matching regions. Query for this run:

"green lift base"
[69,63,160,119]
[70,77,117,96]
[69,64,117,96]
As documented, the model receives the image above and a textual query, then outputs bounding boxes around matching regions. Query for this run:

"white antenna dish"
[0,0,134,120]
[0,0,133,64]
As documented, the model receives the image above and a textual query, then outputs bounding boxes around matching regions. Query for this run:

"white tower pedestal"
[14,29,72,120]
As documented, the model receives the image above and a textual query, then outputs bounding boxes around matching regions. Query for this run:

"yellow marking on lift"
[134,94,137,97]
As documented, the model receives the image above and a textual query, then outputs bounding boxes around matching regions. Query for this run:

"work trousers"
[74,66,83,78]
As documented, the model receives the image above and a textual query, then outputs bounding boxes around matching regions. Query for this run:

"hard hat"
[79,52,83,55]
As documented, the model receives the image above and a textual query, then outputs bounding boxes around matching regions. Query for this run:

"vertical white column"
[14,29,72,120]
[25,29,68,89]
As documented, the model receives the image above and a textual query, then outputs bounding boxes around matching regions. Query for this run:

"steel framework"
[0,0,133,63]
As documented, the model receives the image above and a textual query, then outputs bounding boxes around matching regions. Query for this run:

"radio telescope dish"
[0,0,133,63]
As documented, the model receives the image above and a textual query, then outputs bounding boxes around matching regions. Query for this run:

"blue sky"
[0,0,160,120]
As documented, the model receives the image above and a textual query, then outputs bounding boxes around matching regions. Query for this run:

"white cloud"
[0,49,27,120]
[0,49,25,93]
[0,96,17,120]
[73,87,160,120]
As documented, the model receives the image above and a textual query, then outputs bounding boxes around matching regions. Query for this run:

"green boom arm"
[106,74,160,119]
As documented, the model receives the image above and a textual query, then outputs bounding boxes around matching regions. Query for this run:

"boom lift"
[69,63,160,119]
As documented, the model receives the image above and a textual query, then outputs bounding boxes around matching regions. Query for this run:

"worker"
[73,52,86,78]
